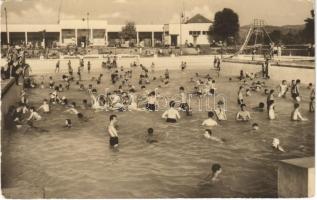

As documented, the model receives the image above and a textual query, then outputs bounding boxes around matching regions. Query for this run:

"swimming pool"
[2,63,314,198]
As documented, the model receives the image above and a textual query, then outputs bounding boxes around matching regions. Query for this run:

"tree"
[209,8,240,44]
[302,10,314,43]
[120,22,137,45]
[268,30,282,44]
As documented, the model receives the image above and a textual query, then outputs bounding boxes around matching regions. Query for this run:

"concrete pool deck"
[1,54,314,84]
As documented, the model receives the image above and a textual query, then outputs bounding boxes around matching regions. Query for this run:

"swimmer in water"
[253,102,265,112]
[272,138,285,152]
[204,163,222,183]
[203,129,224,143]
[202,111,218,127]
[64,102,87,121]
[65,119,72,128]
[236,104,251,121]
[108,115,119,148]
[162,101,180,123]
[146,128,158,144]
[27,107,42,121]
[37,99,50,114]
[252,123,259,130]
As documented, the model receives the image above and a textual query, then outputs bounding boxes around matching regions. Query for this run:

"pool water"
[2,62,314,198]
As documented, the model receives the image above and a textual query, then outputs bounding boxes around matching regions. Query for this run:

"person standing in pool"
[236,104,251,121]
[68,61,73,76]
[162,101,180,123]
[151,62,155,73]
[291,79,301,102]
[202,111,218,127]
[309,88,315,112]
[277,80,288,98]
[179,87,188,111]
[216,58,221,78]
[55,60,60,73]
[108,115,119,148]
[146,128,158,144]
[87,61,91,74]
[291,103,308,121]
[237,86,244,105]
[266,89,275,111]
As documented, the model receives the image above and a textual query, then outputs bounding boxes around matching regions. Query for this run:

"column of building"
[90,28,93,45]
[75,29,78,45]
[152,32,154,47]
[7,31,10,44]
[105,29,108,46]
[59,29,62,45]
[25,32,28,44]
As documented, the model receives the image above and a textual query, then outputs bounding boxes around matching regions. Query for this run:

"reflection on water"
[2,65,314,198]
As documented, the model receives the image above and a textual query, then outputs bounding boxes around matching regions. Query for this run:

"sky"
[0,0,314,26]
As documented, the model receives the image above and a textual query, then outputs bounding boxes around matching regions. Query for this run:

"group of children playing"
[234,68,314,152]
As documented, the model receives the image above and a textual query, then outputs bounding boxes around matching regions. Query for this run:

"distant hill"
[239,24,305,39]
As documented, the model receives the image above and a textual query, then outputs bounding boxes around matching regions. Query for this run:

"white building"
[1,14,212,48]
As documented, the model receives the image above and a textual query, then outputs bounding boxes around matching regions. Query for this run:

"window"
[189,31,193,35]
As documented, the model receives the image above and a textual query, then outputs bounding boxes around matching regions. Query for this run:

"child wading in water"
[37,99,50,114]
[278,80,288,98]
[237,86,244,105]
[162,101,180,123]
[214,100,227,120]
[268,100,276,120]
[179,86,189,111]
[146,128,158,144]
[108,115,119,148]
[27,107,42,122]
[291,103,308,121]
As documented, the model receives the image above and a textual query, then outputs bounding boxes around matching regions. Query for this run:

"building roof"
[186,14,212,24]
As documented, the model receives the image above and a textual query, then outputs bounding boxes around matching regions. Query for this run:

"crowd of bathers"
[4,56,314,183]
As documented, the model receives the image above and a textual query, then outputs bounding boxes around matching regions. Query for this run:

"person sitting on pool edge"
[202,111,218,127]
[236,104,251,121]
[162,101,180,123]
[108,115,119,148]
[146,128,158,144]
